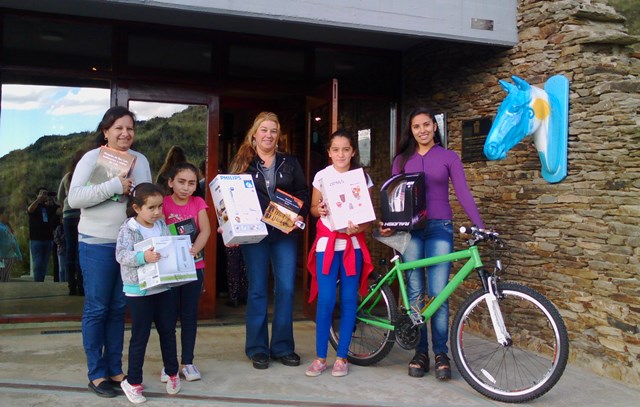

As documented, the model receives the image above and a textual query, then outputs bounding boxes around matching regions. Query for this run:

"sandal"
[408,352,429,377]
[434,353,451,380]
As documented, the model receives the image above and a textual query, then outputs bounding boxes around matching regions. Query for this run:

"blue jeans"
[79,241,126,381]
[315,250,361,359]
[173,268,204,365]
[57,254,67,282]
[64,217,82,292]
[126,290,179,385]
[403,220,453,355]
[240,235,297,358]
[30,240,52,282]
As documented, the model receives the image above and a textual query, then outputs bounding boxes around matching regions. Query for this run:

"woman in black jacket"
[228,111,310,370]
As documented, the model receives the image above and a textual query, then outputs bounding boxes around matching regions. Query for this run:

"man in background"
[27,187,59,282]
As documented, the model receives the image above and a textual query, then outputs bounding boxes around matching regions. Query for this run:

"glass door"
[0,83,111,322]
[115,82,220,319]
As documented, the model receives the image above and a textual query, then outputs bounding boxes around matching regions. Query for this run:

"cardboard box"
[380,172,427,230]
[210,174,268,245]
[318,168,376,231]
[134,235,197,290]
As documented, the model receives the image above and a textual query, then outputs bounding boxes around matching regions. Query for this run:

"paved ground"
[1,320,639,407]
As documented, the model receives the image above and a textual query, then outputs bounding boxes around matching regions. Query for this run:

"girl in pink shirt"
[161,162,211,383]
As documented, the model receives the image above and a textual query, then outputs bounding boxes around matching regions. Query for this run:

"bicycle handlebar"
[459,226,502,246]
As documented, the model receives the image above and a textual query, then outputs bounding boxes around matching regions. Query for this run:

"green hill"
[0,105,208,276]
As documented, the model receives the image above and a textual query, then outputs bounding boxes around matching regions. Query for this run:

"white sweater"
[68,147,152,241]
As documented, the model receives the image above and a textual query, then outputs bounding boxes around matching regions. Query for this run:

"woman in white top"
[68,106,152,399]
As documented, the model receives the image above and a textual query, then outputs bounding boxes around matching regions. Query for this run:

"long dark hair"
[394,107,442,172]
[66,149,86,187]
[326,129,361,170]
[157,145,187,180]
[126,183,163,218]
[167,162,199,195]
[93,106,137,147]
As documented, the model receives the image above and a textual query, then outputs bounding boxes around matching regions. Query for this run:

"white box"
[318,168,376,231]
[210,174,268,245]
[134,235,197,290]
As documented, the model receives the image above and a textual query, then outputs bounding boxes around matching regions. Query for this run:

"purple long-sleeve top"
[392,145,485,229]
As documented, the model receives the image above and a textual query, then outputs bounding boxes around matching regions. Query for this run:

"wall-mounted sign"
[435,113,448,149]
[462,117,492,162]
[357,129,371,167]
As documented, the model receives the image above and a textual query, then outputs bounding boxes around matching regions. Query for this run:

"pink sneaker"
[166,373,181,395]
[305,359,328,377]
[121,379,146,404]
[332,359,349,377]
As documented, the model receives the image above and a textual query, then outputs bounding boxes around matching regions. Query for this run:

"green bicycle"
[329,226,569,403]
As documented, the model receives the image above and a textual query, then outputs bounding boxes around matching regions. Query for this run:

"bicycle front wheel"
[451,282,569,403]
[329,281,398,366]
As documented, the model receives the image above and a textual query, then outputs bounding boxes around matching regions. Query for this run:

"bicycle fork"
[484,275,512,347]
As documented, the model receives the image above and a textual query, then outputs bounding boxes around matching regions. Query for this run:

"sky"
[0,85,188,158]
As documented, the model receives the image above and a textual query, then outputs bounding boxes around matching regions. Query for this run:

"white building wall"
[116,0,518,46]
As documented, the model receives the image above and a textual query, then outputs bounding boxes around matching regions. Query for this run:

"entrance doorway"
[215,97,311,323]
[116,82,220,319]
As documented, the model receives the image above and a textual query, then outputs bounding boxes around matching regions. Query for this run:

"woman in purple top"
[381,107,485,381]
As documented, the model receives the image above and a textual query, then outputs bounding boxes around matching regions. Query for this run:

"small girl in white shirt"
[115,183,180,403]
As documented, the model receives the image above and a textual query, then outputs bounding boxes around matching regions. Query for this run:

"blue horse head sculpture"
[483,75,569,183]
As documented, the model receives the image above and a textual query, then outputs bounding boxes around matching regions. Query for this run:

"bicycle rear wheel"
[329,281,398,366]
[451,282,569,403]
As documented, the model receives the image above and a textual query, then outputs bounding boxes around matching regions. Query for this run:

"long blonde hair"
[228,111,281,174]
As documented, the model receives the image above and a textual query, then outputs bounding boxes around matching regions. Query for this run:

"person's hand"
[378,221,394,237]
[144,247,161,263]
[291,215,305,232]
[217,226,239,248]
[37,190,48,203]
[119,173,134,195]
[346,221,360,235]
[317,200,329,217]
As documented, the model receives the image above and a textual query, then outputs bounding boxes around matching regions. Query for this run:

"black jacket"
[245,152,310,238]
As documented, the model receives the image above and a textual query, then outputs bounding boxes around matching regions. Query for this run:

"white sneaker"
[181,364,201,381]
[163,365,201,382]
[160,368,169,383]
[121,379,146,404]
[166,373,181,395]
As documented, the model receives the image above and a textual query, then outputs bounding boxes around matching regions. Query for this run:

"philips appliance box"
[210,174,268,245]
[134,235,197,290]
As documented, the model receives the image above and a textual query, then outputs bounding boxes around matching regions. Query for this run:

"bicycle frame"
[356,245,484,330]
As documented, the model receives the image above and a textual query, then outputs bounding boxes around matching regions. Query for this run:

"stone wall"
[400,0,640,386]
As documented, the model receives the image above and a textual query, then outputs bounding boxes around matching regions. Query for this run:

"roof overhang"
[0,0,518,50]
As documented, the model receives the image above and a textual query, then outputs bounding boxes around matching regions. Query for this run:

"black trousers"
[125,290,179,385]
